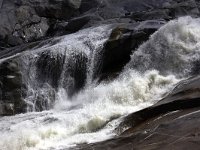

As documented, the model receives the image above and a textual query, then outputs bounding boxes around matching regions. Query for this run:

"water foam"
[127,16,200,76]
[18,25,112,111]
[0,69,178,150]
[1,16,200,149]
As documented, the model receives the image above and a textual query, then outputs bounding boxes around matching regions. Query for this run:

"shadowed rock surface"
[0,59,27,115]
[96,20,165,81]
[1,0,200,49]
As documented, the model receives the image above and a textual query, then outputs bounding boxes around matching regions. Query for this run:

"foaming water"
[1,17,200,150]
[127,16,200,76]
[18,25,112,111]
[0,70,178,150]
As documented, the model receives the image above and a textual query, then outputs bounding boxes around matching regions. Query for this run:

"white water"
[127,16,200,76]
[0,70,178,150]
[19,25,112,111]
[1,16,200,150]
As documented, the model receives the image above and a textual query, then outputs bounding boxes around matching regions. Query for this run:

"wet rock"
[63,52,88,96]
[66,0,82,9]
[36,50,66,89]
[0,37,62,60]
[94,20,166,81]
[0,60,27,115]
[36,49,88,97]
[0,103,14,116]
[32,84,56,112]
[48,21,70,36]
[79,107,200,150]
[77,75,200,150]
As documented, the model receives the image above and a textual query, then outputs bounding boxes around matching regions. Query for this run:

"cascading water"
[16,25,112,112]
[0,16,200,150]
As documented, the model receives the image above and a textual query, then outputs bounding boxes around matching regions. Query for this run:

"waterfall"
[1,25,112,112]
[1,16,200,150]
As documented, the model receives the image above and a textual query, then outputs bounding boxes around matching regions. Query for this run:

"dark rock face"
[0,59,27,115]
[95,20,166,81]
[62,52,88,97]
[0,0,81,48]
[36,50,88,97]
[78,76,200,150]
[1,0,200,49]
[36,50,66,89]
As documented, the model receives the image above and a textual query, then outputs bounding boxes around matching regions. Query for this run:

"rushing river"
[1,16,200,150]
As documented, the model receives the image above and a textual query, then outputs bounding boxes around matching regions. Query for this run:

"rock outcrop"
[1,0,200,50]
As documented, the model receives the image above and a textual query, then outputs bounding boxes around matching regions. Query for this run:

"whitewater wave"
[127,16,200,77]
[0,70,178,150]
[1,16,200,150]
